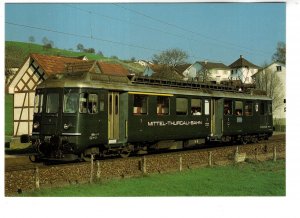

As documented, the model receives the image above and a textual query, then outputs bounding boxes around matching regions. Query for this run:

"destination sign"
[147,120,203,127]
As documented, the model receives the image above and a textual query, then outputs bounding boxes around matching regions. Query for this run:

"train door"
[41,89,63,135]
[211,98,223,138]
[108,92,120,143]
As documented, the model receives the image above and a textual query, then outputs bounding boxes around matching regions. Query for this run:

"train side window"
[46,93,59,113]
[191,99,202,115]
[244,101,253,116]
[157,96,170,115]
[88,94,98,114]
[34,93,43,113]
[224,100,232,115]
[133,95,148,115]
[79,93,88,113]
[204,100,210,115]
[176,98,188,115]
[235,101,243,116]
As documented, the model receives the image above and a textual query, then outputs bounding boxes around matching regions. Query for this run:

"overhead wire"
[112,3,273,56]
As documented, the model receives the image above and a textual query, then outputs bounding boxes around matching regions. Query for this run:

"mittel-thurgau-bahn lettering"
[147,120,202,127]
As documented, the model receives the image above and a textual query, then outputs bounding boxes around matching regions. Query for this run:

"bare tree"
[152,48,189,69]
[272,41,286,64]
[254,67,284,113]
[196,62,212,82]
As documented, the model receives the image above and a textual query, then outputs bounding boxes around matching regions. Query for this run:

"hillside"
[5,41,145,74]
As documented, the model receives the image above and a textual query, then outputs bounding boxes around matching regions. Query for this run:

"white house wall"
[9,58,47,136]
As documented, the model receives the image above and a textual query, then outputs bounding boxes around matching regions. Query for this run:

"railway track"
[5,133,285,172]
[5,133,285,196]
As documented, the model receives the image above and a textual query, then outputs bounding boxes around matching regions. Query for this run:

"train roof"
[37,71,272,100]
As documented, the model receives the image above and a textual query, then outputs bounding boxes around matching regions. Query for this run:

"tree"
[196,61,212,82]
[42,37,54,50]
[272,41,286,64]
[152,48,189,69]
[28,36,35,43]
[77,43,84,52]
[84,48,95,53]
[97,50,104,57]
[254,65,284,113]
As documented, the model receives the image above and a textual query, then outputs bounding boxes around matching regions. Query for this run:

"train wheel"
[120,145,134,158]
[120,149,131,158]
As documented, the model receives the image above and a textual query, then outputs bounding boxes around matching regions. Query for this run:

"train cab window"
[244,101,253,116]
[88,94,98,114]
[34,93,43,113]
[224,100,232,115]
[235,101,243,116]
[133,95,148,115]
[204,100,210,115]
[176,98,188,115]
[191,99,202,115]
[79,93,88,113]
[46,93,59,113]
[157,96,170,115]
[63,93,79,113]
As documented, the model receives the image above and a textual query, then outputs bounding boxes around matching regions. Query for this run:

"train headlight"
[33,122,39,129]
[64,123,72,130]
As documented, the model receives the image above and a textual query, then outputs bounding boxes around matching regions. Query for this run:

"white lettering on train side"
[147,120,202,127]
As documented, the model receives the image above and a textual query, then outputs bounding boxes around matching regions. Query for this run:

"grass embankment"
[21,160,285,196]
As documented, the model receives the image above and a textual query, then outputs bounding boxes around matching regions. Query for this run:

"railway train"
[21,71,273,161]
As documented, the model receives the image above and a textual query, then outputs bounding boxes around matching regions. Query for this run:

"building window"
[133,95,148,115]
[276,66,282,71]
[176,98,188,115]
[224,99,232,115]
[191,99,202,115]
[235,101,243,116]
[157,96,170,115]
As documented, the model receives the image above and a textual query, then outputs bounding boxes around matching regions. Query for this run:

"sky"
[4,2,286,66]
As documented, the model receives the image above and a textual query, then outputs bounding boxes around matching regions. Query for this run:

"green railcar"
[27,72,273,161]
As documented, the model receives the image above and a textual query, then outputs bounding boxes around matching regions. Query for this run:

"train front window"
[64,93,79,113]
[46,93,59,113]
[34,93,43,113]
